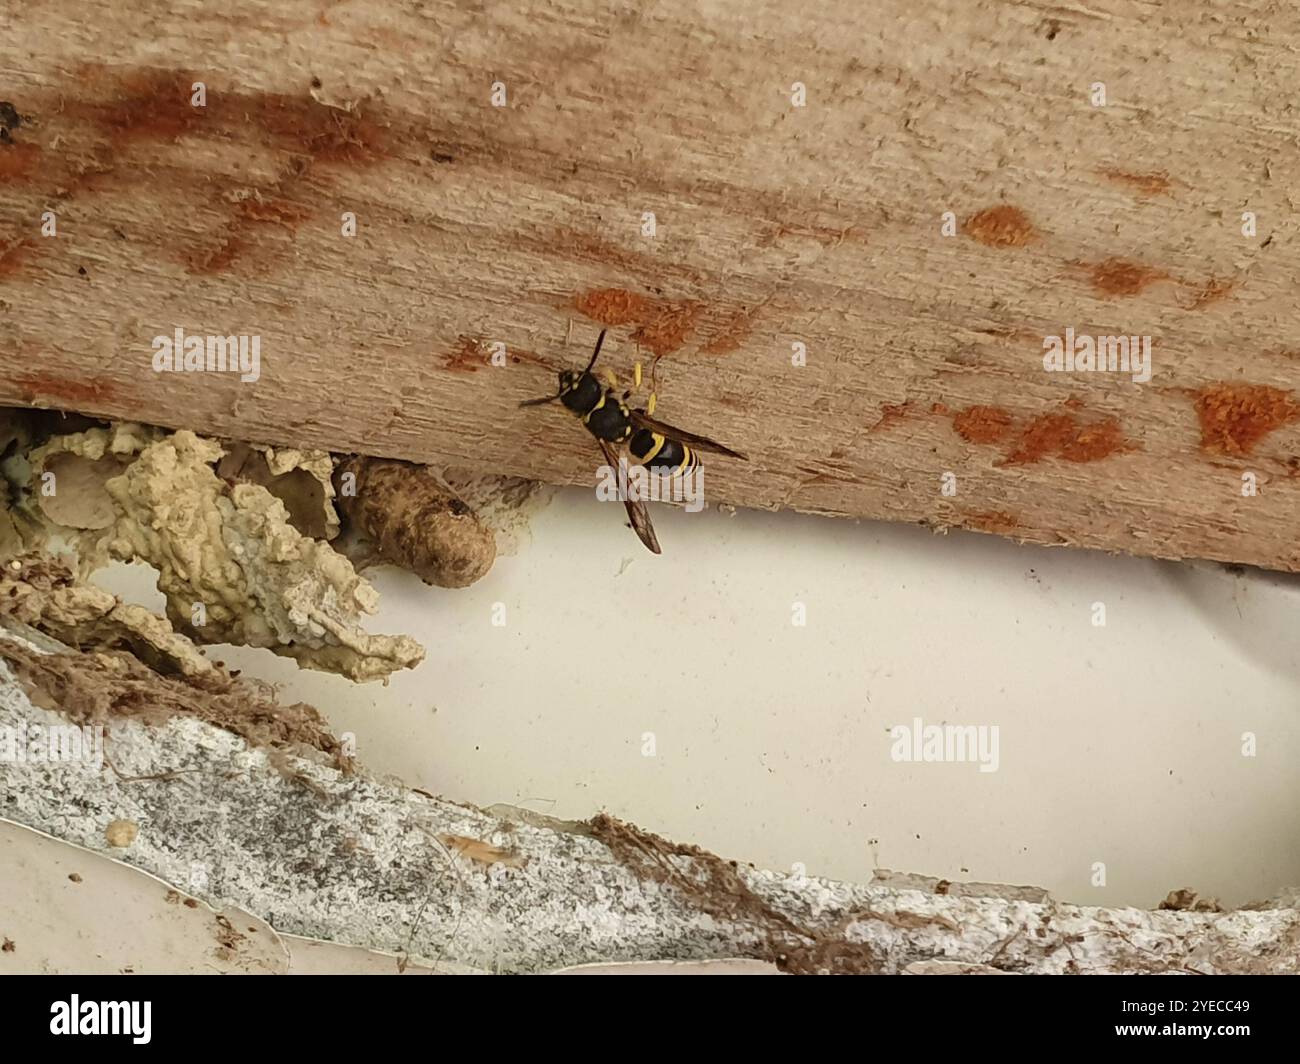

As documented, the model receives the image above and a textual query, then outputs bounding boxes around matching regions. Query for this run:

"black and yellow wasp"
[519,329,746,554]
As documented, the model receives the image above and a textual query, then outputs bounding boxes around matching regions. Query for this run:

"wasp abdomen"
[629,429,696,476]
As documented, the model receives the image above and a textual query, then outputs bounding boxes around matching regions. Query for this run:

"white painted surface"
[94,489,1300,909]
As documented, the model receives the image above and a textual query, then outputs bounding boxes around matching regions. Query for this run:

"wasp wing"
[598,439,661,554]
[627,409,748,460]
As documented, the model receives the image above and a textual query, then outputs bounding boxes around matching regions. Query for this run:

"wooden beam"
[2,1,1299,568]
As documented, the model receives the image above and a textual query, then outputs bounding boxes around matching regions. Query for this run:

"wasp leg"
[603,369,619,390]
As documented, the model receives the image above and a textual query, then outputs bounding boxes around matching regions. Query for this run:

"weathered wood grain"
[2,0,1300,567]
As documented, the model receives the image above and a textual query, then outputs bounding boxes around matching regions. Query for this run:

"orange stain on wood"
[1003,412,1131,465]
[1085,258,1168,298]
[963,511,1021,535]
[573,288,701,357]
[248,93,388,164]
[964,205,1037,248]
[952,405,1013,444]
[700,306,757,355]
[235,195,312,230]
[13,372,115,405]
[1185,277,1235,310]
[185,192,311,274]
[1099,170,1172,196]
[505,345,550,369]
[632,302,700,357]
[948,401,1134,465]
[185,235,249,275]
[0,141,41,180]
[1194,383,1300,455]
[573,288,649,326]
[95,66,207,142]
[34,66,395,279]
[445,336,486,373]
[0,237,32,276]
[869,402,913,433]
[75,64,390,165]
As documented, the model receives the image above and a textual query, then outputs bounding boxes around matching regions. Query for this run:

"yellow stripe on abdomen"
[634,432,666,465]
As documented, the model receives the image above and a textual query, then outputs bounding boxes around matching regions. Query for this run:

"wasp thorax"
[559,370,603,416]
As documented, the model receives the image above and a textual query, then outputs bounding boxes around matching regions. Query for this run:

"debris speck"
[105,818,138,848]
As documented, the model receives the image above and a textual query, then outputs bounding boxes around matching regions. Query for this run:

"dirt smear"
[590,812,884,974]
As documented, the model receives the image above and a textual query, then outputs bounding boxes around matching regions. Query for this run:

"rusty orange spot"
[72,64,390,166]
[236,195,311,229]
[1099,170,1171,196]
[0,237,32,277]
[701,306,757,355]
[0,141,40,180]
[1194,383,1300,455]
[1186,277,1235,310]
[1086,258,1167,298]
[964,205,1037,248]
[446,336,486,373]
[573,288,700,357]
[1003,412,1131,465]
[953,405,1013,444]
[869,402,912,433]
[573,288,649,326]
[249,93,388,164]
[632,302,700,358]
[504,345,549,369]
[98,67,207,142]
[185,235,249,275]
[13,373,115,406]
[963,511,1020,535]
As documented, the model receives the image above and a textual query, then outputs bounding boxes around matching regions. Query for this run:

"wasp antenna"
[649,353,665,396]
[585,329,608,373]
[518,394,560,408]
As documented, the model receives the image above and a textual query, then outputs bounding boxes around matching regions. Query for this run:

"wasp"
[519,329,747,553]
